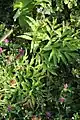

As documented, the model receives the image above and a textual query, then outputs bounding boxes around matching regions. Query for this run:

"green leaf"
[68,2,72,9]
[30,41,34,53]
[53,53,57,66]
[48,68,57,75]
[64,52,72,62]
[43,41,52,51]
[13,9,21,21]
[55,28,62,37]
[26,16,36,25]
[14,2,23,9]
[51,49,57,66]
[63,37,73,47]
[64,0,69,4]
[48,51,53,61]
[60,52,67,65]
[56,50,61,63]
[17,35,32,40]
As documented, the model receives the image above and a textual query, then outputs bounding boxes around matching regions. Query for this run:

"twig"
[0,28,13,41]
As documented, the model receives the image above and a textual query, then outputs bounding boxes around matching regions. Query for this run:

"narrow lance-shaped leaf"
[52,49,57,66]
[48,51,53,61]
[17,35,32,40]
[60,52,67,65]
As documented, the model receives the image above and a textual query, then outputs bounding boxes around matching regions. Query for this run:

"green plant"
[0,0,80,119]
[18,17,80,75]
[72,113,80,120]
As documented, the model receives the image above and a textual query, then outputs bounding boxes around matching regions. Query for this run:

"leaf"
[57,50,61,63]
[64,0,69,4]
[26,16,36,25]
[64,52,72,62]
[68,52,78,58]
[61,29,72,39]
[31,96,35,106]
[14,0,33,9]
[17,35,32,40]
[24,32,32,36]
[21,82,27,90]
[53,52,57,66]
[68,2,72,9]
[34,43,39,52]
[53,41,61,48]
[48,68,57,75]
[30,41,34,53]
[60,52,67,65]
[48,51,53,61]
[63,37,73,47]
[13,9,21,21]
[14,2,23,9]
[52,48,57,66]
[19,13,29,28]
[43,41,52,51]
[30,56,35,65]
[64,37,73,41]
[55,28,62,37]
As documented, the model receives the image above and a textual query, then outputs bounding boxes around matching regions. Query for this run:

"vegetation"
[0,0,80,119]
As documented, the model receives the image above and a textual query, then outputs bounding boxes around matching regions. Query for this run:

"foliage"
[18,17,80,73]
[0,0,80,119]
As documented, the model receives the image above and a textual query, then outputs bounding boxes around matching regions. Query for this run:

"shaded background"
[0,0,13,27]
